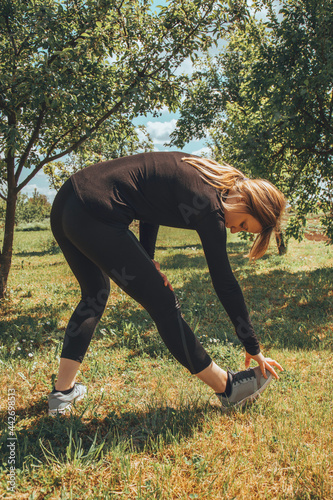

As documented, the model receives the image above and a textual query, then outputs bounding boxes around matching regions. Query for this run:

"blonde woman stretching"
[48,151,285,416]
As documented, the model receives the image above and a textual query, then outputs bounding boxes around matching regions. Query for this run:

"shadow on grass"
[0,298,170,362]
[16,226,49,232]
[0,396,221,468]
[160,241,250,270]
[161,253,208,270]
[2,243,332,361]
[14,248,62,257]
[156,243,203,251]
[160,249,333,351]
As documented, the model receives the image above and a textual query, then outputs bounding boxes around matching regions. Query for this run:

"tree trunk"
[275,229,287,255]
[0,189,17,299]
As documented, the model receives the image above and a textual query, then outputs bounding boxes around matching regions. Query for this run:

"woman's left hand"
[245,351,283,380]
[152,260,173,291]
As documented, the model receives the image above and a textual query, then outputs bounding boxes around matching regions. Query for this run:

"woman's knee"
[147,291,182,323]
[80,281,111,316]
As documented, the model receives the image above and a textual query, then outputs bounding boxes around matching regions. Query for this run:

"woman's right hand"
[245,351,283,380]
[152,260,173,291]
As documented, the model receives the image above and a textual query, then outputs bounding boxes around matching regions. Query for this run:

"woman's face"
[224,190,262,234]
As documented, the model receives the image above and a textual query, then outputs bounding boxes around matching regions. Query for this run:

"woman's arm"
[139,221,159,259]
[195,210,261,356]
[139,221,173,290]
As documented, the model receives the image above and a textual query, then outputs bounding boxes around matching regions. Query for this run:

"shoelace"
[229,368,255,384]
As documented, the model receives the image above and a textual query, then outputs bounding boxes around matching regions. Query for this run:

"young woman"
[48,151,285,416]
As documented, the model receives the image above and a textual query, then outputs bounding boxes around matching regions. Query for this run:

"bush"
[0,189,52,226]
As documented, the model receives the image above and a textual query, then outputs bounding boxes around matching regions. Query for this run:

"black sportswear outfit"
[50,151,260,374]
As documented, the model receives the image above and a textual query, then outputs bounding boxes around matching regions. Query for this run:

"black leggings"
[50,179,212,374]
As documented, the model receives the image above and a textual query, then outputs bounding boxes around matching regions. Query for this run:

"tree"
[16,189,51,224]
[169,0,333,246]
[44,120,154,191]
[1,189,51,225]
[0,0,243,298]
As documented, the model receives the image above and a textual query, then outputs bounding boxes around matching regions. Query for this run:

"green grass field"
[0,220,332,499]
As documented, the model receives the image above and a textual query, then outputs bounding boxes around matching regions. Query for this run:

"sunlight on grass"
[0,222,332,498]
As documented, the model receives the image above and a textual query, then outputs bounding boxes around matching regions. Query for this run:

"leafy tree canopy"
[169,0,333,242]
[0,0,244,296]
[0,0,231,194]
[44,119,153,191]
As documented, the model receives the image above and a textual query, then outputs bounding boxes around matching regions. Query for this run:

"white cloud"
[190,146,212,158]
[21,183,56,201]
[145,119,178,144]
[158,105,175,115]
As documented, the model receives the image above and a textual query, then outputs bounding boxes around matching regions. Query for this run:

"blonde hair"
[182,157,286,260]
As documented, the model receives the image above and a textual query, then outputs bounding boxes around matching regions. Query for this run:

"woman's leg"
[54,358,81,391]
[195,361,228,393]
[50,180,111,390]
[59,200,213,372]
[51,179,227,393]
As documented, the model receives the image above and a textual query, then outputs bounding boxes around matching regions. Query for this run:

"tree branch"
[315,90,329,129]
[15,102,47,183]
[146,1,219,80]
[328,89,333,124]
[16,97,125,193]
[290,145,333,155]
[116,3,130,50]
[16,35,31,59]
[5,15,18,57]
[301,108,332,132]
[41,125,78,164]
[0,94,8,112]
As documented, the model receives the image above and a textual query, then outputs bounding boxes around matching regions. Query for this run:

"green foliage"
[170,0,333,242]
[0,188,51,225]
[0,0,244,294]
[43,122,154,190]
[19,188,51,224]
[0,0,231,183]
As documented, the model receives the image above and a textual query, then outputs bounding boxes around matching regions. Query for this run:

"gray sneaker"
[216,367,273,409]
[48,383,87,417]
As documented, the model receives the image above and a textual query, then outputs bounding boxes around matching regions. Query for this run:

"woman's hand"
[245,351,283,380]
[152,260,173,291]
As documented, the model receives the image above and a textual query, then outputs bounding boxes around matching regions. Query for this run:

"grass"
[0,219,332,499]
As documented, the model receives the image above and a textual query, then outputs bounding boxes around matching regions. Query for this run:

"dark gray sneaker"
[48,383,87,417]
[216,367,273,409]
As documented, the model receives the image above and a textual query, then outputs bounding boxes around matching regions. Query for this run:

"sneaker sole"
[221,373,273,410]
[47,392,86,417]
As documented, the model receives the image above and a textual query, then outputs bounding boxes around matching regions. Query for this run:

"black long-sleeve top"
[71,151,260,355]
